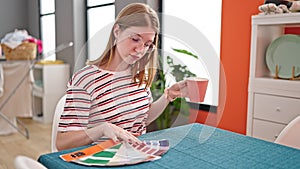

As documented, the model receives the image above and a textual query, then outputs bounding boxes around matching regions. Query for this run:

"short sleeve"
[57,80,91,132]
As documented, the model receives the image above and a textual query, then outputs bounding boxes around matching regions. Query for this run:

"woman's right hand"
[56,122,142,151]
[96,122,142,144]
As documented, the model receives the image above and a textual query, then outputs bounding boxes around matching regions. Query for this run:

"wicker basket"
[1,42,37,60]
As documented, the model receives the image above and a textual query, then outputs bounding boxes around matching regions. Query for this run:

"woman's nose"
[135,44,146,54]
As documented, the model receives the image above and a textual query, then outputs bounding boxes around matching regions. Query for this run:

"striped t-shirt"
[58,65,152,136]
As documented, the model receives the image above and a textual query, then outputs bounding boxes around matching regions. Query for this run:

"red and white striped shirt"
[58,65,152,136]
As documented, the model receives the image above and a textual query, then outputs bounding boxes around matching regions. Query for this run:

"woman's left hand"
[164,80,188,102]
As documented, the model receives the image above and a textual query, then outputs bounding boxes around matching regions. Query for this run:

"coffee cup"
[186,77,209,102]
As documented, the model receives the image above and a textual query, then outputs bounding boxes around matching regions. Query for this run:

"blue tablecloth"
[38,123,300,169]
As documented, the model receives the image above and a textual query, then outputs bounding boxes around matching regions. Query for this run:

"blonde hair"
[87,3,160,88]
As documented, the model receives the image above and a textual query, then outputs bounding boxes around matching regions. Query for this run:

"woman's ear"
[113,24,120,38]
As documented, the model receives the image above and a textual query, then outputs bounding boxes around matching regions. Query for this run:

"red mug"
[186,77,209,102]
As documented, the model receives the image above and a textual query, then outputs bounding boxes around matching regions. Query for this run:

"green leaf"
[172,48,199,59]
[151,48,199,131]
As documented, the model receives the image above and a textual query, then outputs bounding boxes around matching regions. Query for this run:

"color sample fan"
[62,139,169,166]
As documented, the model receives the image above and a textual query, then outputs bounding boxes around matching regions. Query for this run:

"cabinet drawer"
[252,119,286,142]
[253,94,300,124]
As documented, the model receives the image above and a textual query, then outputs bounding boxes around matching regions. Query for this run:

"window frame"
[162,0,222,109]
[38,0,56,60]
[85,0,115,60]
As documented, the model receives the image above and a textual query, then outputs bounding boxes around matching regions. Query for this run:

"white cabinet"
[247,13,300,142]
[32,64,70,123]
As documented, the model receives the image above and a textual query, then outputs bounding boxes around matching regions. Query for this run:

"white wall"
[55,0,86,74]
[27,0,39,38]
[115,0,147,14]
[0,0,30,38]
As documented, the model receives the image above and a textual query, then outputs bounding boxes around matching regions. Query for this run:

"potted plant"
[149,48,198,130]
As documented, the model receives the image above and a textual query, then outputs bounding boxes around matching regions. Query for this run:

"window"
[163,0,222,106]
[39,0,56,60]
[86,0,115,60]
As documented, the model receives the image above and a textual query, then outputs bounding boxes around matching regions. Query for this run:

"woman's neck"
[109,60,130,71]
[100,52,130,72]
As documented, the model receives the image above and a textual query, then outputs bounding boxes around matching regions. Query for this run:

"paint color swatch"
[60,140,117,162]
[69,139,169,166]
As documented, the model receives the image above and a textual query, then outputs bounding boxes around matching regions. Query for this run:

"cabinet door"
[254,94,300,124]
[252,119,285,142]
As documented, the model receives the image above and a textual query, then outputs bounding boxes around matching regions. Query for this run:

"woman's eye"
[131,37,141,42]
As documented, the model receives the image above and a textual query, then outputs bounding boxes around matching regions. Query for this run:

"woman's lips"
[130,55,140,60]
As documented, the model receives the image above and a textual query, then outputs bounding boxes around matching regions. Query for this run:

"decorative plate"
[266,34,300,78]
[72,139,169,166]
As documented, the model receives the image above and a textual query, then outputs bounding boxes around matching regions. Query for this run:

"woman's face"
[114,26,156,65]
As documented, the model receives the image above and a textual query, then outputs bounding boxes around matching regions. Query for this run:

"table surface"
[38,123,300,169]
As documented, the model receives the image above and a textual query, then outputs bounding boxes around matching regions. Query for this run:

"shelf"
[32,115,44,123]
[250,13,300,79]
[249,77,300,98]
[32,88,44,98]
[250,77,300,88]
[32,81,44,95]
[33,64,43,69]
[32,64,70,123]
[247,14,300,141]
[252,13,300,25]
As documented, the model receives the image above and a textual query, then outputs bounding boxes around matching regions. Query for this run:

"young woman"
[56,3,188,151]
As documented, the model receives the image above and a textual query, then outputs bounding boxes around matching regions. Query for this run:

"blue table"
[38,123,300,168]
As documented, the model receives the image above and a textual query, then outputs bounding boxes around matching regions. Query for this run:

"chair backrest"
[275,115,300,150]
[14,155,47,169]
[51,95,66,152]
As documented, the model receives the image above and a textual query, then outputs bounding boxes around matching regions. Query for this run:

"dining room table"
[38,123,300,169]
